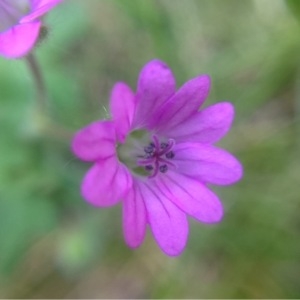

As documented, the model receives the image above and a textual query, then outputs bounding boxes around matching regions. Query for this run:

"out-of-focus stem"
[25,53,73,141]
[26,53,47,112]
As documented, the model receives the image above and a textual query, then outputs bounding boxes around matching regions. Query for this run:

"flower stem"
[26,53,47,112]
[25,54,73,141]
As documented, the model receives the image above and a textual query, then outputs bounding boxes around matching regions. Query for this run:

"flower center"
[137,135,176,178]
[117,131,176,178]
[0,0,29,32]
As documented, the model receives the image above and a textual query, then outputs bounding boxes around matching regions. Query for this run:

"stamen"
[148,161,160,178]
[153,135,160,150]
[166,151,175,159]
[159,164,168,173]
[160,142,168,149]
[157,157,177,168]
[137,158,154,165]
[157,139,175,156]
[144,145,154,154]
[145,165,153,171]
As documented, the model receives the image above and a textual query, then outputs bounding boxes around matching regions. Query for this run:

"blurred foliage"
[0,0,300,298]
[286,0,300,21]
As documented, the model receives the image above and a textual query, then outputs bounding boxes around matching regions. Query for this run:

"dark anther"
[165,151,175,159]
[144,145,154,154]
[160,142,168,149]
[159,164,168,173]
[145,165,154,171]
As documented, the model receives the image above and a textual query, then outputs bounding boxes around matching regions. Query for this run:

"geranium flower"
[0,0,63,59]
[72,60,243,256]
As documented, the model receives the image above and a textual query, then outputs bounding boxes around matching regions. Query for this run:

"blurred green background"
[1,0,300,298]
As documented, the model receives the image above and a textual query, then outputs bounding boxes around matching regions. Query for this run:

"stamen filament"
[157,157,176,168]
[152,135,160,149]
[137,158,155,166]
[157,139,175,155]
[148,160,160,178]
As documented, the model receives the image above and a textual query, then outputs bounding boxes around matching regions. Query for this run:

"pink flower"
[72,60,243,256]
[0,0,63,59]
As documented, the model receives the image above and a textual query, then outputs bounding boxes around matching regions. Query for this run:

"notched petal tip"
[133,59,176,129]
[161,241,188,257]
[198,74,211,89]
[192,74,211,106]
[123,182,147,249]
[229,157,243,184]
[81,158,133,207]
[137,59,174,88]
[71,121,116,162]
[142,59,171,72]
[154,73,212,133]
[173,143,243,186]
[192,73,211,102]
[110,82,136,142]
[203,201,224,224]
[159,172,225,224]
[212,101,235,124]
[141,181,189,256]
[0,22,41,59]
[165,101,236,144]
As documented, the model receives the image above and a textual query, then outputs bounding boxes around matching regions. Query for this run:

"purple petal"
[154,75,211,133]
[164,102,235,144]
[132,59,176,129]
[21,0,63,23]
[109,82,136,143]
[0,22,41,59]
[30,0,63,10]
[72,121,116,162]
[157,172,224,223]
[123,180,147,248]
[173,143,243,185]
[141,181,188,256]
[81,157,132,207]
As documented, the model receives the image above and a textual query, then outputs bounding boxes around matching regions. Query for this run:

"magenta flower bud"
[0,0,63,59]
[72,60,243,256]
